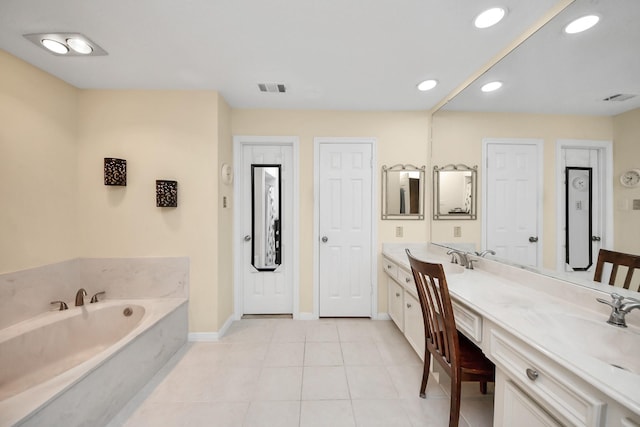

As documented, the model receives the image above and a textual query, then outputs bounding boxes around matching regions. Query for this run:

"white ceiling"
[443,0,640,116]
[1,0,636,115]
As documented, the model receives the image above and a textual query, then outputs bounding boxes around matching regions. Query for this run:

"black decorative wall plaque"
[104,158,127,186]
[156,180,178,207]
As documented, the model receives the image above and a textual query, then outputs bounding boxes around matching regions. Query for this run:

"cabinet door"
[403,291,425,359]
[388,278,404,331]
[495,370,562,427]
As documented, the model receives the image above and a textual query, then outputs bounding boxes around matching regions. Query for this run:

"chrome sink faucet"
[446,249,468,267]
[75,288,88,306]
[446,249,478,269]
[476,249,496,257]
[597,293,640,328]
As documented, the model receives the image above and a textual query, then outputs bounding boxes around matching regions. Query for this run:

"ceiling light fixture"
[417,79,438,91]
[41,39,69,54]
[24,33,107,56]
[66,37,93,54]
[481,81,503,92]
[474,7,506,29]
[564,15,600,34]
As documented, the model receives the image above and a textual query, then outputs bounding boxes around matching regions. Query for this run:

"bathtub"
[0,298,187,427]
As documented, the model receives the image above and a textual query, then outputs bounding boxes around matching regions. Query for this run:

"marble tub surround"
[382,243,640,422]
[0,298,188,427]
[0,256,189,329]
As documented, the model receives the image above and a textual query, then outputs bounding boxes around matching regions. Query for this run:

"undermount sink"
[526,311,640,375]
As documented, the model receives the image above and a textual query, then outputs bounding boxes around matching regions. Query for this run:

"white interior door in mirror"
[485,140,541,268]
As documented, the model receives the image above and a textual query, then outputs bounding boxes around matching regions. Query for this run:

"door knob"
[321,236,328,243]
[528,236,539,243]
[244,235,251,242]
[591,236,601,241]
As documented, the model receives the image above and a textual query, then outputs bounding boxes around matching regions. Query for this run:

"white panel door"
[242,144,293,314]
[318,143,373,317]
[486,142,540,267]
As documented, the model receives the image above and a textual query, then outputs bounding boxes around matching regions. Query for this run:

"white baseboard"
[187,315,234,342]
[188,332,218,342]
[374,312,390,320]
[297,312,318,320]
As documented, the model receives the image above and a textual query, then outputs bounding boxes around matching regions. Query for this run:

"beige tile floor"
[108,318,493,427]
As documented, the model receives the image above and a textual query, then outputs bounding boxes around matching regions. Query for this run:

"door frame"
[555,139,613,272]
[233,135,300,319]
[313,137,378,319]
[481,138,544,268]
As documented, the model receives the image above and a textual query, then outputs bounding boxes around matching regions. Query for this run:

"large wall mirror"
[251,164,281,271]
[433,164,477,220]
[430,0,640,292]
[381,164,425,220]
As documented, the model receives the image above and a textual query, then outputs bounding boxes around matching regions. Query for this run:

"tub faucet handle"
[90,291,106,303]
[50,300,69,311]
[75,288,88,306]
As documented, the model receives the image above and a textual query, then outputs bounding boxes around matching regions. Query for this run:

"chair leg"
[480,381,487,394]
[420,352,431,398]
[449,372,461,427]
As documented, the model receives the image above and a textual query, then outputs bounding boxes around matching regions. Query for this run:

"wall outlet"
[453,226,462,238]
[634,199,640,210]
[395,226,403,238]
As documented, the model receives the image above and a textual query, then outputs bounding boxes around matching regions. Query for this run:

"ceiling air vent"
[602,93,636,102]
[258,83,287,93]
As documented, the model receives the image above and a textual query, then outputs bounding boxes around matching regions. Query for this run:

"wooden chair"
[406,249,494,427]
[593,249,640,290]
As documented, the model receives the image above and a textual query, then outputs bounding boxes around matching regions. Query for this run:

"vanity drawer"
[397,267,415,290]
[383,257,398,280]
[388,279,404,331]
[452,300,482,343]
[490,330,606,427]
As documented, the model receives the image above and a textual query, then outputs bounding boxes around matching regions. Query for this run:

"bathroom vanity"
[382,243,640,427]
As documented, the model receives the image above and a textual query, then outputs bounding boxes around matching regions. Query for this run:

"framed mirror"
[251,164,282,271]
[381,164,425,220]
[433,164,477,220]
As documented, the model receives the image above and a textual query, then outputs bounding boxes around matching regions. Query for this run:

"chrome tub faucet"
[597,293,640,328]
[90,291,106,303]
[75,288,88,306]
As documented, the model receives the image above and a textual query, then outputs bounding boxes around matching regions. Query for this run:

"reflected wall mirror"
[381,164,425,220]
[433,164,477,220]
[251,164,281,271]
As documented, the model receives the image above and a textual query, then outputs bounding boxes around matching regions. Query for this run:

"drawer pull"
[526,368,539,381]
[396,292,401,297]
[406,303,412,308]
[405,277,411,283]
[387,264,392,269]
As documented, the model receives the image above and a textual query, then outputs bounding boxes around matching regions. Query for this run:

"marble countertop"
[382,243,640,416]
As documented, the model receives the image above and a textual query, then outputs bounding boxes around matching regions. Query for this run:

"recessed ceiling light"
[25,33,108,56]
[67,37,93,54]
[417,79,438,91]
[564,15,600,34]
[41,39,69,54]
[481,81,503,92]
[474,7,506,29]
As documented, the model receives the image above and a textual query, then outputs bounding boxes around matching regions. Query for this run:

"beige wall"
[217,96,234,327]
[76,90,223,332]
[613,108,640,254]
[232,109,431,314]
[0,51,79,273]
[431,111,613,269]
